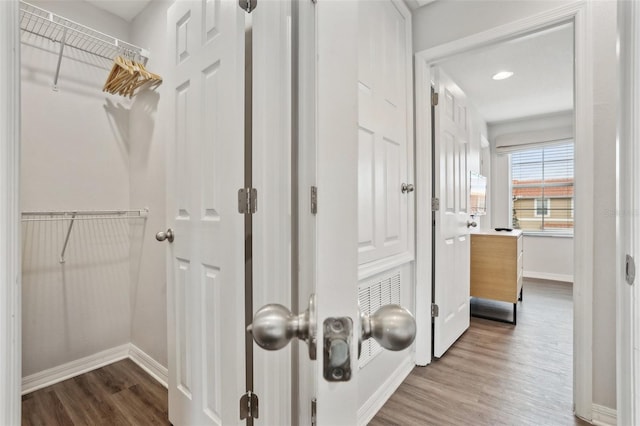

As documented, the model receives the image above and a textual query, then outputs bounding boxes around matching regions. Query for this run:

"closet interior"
[19,0,168,398]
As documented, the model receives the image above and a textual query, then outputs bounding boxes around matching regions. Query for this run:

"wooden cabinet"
[470,230,523,323]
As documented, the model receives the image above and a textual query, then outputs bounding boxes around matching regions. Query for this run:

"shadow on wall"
[104,98,131,154]
[20,34,114,96]
[21,216,146,377]
[103,86,160,162]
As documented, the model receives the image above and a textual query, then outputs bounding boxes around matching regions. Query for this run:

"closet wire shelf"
[21,209,149,264]
[19,1,150,89]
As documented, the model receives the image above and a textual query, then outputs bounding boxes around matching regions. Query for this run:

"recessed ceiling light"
[492,71,514,81]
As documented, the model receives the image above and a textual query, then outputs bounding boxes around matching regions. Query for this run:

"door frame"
[0,0,21,424]
[414,1,594,421]
[616,1,640,424]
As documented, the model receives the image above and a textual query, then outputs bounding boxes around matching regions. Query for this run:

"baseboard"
[591,404,616,426]
[523,271,573,283]
[21,344,130,394]
[357,355,414,426]
[22,343,168,395]
[128,343,168,388]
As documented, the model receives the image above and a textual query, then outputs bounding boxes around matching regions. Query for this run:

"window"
[511,143,574,234]
[534,198,550,217]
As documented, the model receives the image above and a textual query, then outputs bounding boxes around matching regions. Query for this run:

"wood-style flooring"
[22,279,586,426]
[21,358,169,426]
[370,278,589,426]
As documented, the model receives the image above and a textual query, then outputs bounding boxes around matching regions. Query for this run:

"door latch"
[323,317,352,382]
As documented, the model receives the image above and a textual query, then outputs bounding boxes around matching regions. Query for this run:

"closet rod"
[21,208,149,222]
[21,209,149,263]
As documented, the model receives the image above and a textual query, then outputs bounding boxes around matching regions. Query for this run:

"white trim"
[413,1,593,420]
[591,404,617,426]
[295,0,317,424]
[616,1,640,424]
[21,344,168,395]
[523,271,573,283]
[0,0,21,424]
[128,344,168,388]
[21,344,130,395]
[252,4,294,425]
[358,252,414,281]
[357,355,414,426]
[413,45,433,367]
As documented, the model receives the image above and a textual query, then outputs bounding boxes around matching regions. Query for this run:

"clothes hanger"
[103,55,163,98]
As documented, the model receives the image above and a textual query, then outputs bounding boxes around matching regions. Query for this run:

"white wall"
[523,236,573,282]
[128,0,172,371]
[414,0,617,411]
[20,1,133,376]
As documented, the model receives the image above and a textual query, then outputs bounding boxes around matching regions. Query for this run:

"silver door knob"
[360,304,416,353]
[467,221,477,228]
[155,229,174,243]
[401,183,415,193]
[248,294,316,360]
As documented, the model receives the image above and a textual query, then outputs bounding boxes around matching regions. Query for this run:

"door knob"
[247,294,316,360]
[360,304,416,353]
[467,220,478,228]
[401,183,415,194]
[155,229,174,243]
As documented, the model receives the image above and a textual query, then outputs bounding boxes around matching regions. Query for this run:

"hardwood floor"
[22,358,169,426]
[21,280,586,425]
[370,279,589,426]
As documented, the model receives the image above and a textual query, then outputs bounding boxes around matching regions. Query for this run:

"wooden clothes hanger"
[103,55,163,98]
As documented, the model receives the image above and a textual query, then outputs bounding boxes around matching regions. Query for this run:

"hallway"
[371,279,587,425]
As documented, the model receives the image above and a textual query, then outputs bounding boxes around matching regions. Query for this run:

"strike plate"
[323,317,352,382]
[627,254,636,285]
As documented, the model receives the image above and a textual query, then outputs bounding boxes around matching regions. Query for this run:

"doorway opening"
[413,3,593,422]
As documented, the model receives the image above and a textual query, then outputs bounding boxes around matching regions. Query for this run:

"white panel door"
[357,0,411,266]
[252,2,293,424]
[166,1,244,425]
[433,67,471,358]
[314,1,359,424]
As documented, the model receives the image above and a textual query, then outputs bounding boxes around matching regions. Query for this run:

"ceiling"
[438,23,574,124]
[84,0,152,22]
[87,0,436,19]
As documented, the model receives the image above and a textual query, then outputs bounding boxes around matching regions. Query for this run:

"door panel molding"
[357,0,414,268]
[166,1,245,424]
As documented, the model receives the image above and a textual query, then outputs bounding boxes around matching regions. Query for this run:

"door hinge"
[431,303,439,318]
[239,0,257,13]
[432,197,440,211]
[240,391,259,420]
[626,254,636,285]
[311,398,317,426]
[431,92,439,107]
[311,186,318,215]
[238,188,257,214]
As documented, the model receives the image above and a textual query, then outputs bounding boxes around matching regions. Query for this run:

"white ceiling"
[84,0,152,22]
[438,23,574,124]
